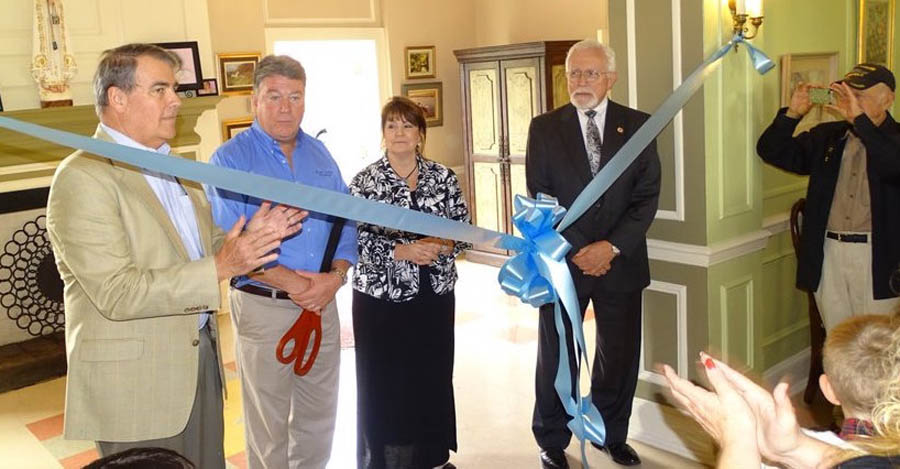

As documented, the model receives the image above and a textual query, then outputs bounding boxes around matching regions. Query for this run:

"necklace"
[390,162,417,180]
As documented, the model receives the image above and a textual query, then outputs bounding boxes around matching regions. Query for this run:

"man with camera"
[757,63,900,330]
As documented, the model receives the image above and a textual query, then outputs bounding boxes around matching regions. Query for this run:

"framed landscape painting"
[217,52,261,95]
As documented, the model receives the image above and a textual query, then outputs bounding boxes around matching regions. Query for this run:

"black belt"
[230,278,290,300]
[826,231,868,243]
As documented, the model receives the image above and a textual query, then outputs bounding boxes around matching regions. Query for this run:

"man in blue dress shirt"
[206,55,357,469]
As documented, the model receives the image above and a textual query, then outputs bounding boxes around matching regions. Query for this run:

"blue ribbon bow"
[498,194,607,464]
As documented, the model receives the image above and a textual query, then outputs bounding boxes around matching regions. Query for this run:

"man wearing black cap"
[757,63,900,330]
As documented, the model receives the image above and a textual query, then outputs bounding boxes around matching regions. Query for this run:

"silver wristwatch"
[611,244,621,256]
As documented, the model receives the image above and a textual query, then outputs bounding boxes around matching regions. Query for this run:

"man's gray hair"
[93,43,181,116]
[566,39,617,73]
[253,55,307,91]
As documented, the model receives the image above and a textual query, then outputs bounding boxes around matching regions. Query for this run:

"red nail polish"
[704,358,715,369]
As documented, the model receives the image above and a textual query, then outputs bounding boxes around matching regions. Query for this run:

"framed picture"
[197,78,219,96]
[401,82,443,127]
[858,0,895,68]
[222,117,253,141]
[405,46,436,79]
[217,52,261,95]
[154,41,203,91]
[780,52,841,133]
[780,52,840,106]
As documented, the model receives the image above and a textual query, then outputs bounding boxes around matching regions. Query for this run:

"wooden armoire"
[454,40,576,265]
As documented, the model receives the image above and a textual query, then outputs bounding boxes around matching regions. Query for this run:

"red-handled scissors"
[276,309,322,376]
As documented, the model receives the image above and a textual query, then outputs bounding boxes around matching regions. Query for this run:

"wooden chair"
[789,198,828,404]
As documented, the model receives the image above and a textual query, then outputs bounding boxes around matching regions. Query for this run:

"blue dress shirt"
[205,121,358,288]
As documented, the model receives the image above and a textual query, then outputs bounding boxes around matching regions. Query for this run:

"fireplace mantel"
[0,96,223,193]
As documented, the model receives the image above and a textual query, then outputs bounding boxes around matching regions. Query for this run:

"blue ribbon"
[559,34,773,232]
[0,32,771,469]
[498,194,607,464]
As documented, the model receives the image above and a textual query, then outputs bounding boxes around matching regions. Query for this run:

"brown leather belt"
[230,278,290,300]
[826,231,868,243]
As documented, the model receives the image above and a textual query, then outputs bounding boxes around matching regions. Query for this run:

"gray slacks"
[96,324,225,468]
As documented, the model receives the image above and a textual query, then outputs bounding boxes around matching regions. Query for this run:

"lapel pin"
[616,126,624,134]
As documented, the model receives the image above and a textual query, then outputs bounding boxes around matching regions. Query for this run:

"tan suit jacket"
[46,127,225,442]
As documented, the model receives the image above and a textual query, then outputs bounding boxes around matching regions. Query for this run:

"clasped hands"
[573,240,617,277]
[215,202,307,281]
[787,81,864,124]
[394,237,454,265]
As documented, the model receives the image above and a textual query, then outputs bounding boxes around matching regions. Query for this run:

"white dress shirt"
[100,123,210,328]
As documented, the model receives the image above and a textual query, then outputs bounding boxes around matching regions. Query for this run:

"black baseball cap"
[838,63,896,91]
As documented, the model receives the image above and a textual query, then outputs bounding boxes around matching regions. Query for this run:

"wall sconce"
[728,0,764,39]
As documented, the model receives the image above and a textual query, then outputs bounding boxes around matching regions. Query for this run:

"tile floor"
[0,261,710,468]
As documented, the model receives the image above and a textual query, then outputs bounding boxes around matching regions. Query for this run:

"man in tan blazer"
[46,43,304,468]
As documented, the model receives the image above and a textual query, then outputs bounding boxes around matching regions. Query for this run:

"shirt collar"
[99,122,171,155]
[248,120,305,149]
[580,97,609,118]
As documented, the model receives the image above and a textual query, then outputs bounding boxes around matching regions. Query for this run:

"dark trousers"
[532,289,642,449]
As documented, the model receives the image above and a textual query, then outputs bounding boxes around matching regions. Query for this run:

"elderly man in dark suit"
[525,39,661,469]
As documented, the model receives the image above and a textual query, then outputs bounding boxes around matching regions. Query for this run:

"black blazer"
[757,108,900,299]
[525,101,661,294]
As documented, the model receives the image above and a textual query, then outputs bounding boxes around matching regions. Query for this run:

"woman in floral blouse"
[348,97,471,469]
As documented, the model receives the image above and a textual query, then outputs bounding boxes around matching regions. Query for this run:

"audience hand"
[215,215,282,281]
[573,240,616,276]
[394,240,442,265]
[246,201,307,239]
[663,355,758,454]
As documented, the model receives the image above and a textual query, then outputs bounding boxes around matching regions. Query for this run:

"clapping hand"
[247,201,307,239]
[215,215,283,281]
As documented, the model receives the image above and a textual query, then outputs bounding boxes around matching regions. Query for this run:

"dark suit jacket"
[757,108,900,299]
[525,101,661,294]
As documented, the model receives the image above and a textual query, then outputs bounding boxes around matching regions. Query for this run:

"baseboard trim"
[627,397,715,464]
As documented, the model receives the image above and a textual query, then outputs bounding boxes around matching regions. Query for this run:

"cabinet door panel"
[468,66,501,158]
[472,161,505,236]
[508,162,527,238]
[502,59,541,157]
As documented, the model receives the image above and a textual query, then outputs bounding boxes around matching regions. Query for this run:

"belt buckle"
[270,288,277,300]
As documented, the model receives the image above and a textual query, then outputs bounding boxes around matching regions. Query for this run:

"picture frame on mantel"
[858,0,895,68]
[405,46,436,79]
[154,41,203,92]
[401,82,442,127]
[217,52,261,95]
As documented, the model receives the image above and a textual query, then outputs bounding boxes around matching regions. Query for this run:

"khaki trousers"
[230,289,340,469]
[814,233,900,331]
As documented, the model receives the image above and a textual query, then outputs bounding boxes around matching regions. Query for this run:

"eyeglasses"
[566,69,609,83]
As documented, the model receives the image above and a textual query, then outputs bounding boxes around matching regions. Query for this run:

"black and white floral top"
[349,154,471,302]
